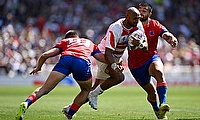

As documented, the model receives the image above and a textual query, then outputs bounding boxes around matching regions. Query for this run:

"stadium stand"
[0,0,199,85]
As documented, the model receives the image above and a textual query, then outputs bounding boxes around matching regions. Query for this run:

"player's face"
[138,6,151,21]
[128,13,140,27]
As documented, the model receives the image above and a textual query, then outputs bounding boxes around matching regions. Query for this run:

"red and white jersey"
[54,38,100,60]
[98,18,144,58]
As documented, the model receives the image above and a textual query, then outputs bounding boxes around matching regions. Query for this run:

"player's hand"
[111,63,124,72]
[163,32,178,48]
[116,65,124,72]
[169,37,178,48]
[129,36,141,46]
[30,68,41,75]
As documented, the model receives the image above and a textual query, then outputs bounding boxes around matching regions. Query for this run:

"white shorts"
[95,60,110,80]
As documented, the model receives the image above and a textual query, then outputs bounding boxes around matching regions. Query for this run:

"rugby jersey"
[54,37,100,60]
[98,18,143,58]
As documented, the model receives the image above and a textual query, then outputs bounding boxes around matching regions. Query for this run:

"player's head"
[64,30,79,38]
[124,7,141,28]
[138,2,152,21]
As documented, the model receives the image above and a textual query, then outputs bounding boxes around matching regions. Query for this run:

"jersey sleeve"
[154,20,168,37]
[53,39,68,53]
[91,45,101,56]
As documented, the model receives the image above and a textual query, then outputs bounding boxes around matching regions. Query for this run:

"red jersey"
[128,19,168,68]
[54,38,100,60]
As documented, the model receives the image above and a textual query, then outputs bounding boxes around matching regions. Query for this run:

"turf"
[0,85,200,120]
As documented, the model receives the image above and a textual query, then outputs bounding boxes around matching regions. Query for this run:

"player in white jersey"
[88,7,144,110]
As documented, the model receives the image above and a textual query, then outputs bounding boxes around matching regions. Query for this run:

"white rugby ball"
[128,29,147,49]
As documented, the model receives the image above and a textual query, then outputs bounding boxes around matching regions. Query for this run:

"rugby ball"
[128,29,147,50]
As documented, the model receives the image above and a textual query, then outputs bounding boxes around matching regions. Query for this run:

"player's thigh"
[42,71,66,91]
[96,60,110,80]
[148,60,164,76]
[77,79,92,91]
[72,58,92,81]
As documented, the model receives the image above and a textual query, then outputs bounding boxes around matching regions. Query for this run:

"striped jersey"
[54,37,100,60]
[98,18,144,58]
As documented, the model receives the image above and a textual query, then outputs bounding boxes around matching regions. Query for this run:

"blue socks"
[157,82,168,105]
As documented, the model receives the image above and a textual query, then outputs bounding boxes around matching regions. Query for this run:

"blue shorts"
[53,55,92,81]
[129,54,161,86]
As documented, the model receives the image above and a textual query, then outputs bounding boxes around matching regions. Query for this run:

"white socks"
[92,85,104,96]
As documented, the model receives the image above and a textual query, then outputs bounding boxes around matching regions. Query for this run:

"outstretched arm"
[162,32,178,48]
[30,48,60,75]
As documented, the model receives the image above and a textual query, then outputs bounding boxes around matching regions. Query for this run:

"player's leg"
[88,78,106,110]
[149,59,169,119]
[95,63,124,93]
[92,78,104,90]
[100,69,124,90]
[65,79,92,119]
[91,60,110,92]
[131,69,161,119]
[129,56,162,119]
[142,82,160,112]
[149,60,168,105]
[88,66,124,110]
[16,71,66,120]
[28,71,66,106]
[63,57,93,119]
[88,62,109,109]
[141,82,169,119]
[86,78,104,108]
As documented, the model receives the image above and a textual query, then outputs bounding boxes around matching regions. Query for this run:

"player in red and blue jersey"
[128,2,178,119]
[16,30,106,120]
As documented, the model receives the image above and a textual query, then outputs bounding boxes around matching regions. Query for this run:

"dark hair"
[64,30,79,38]
[139,2,153,13]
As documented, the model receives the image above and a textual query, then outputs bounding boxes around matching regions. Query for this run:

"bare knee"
[153,69,163,77]
[120,73,125,82]
[114,72,125,84]
[152,70,165,83]
[149,62,165,82]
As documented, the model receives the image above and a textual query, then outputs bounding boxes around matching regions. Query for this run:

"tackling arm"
[30,48,60,75]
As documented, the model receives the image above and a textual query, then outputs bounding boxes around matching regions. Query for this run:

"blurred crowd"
[0,0,199,77]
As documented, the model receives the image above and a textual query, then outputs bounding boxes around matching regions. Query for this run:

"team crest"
[149,30,154,36]
[122,36,126,42]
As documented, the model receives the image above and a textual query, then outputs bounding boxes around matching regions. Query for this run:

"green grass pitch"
[0,85,200,120]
